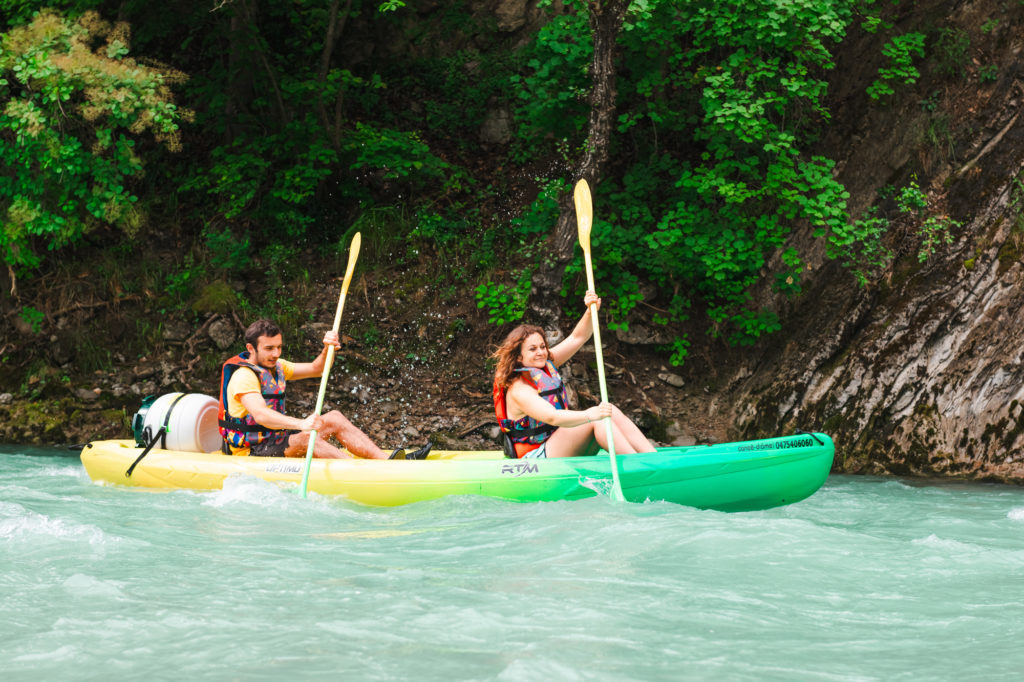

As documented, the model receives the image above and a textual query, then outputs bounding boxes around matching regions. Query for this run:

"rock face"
[479,105,513,146]
[735,177,1024,481]
[722,1,1024,482]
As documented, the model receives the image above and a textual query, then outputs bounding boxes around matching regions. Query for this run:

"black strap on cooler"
[126,426,165,478]
[217,421,274,433]
[159,393,186,449]
[126,393,187,477]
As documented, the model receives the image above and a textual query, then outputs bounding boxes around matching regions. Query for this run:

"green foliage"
[867,32,925,99]
[343,122,454,185]
[191,280,237,315]
[386,49,522,150]
[895,179,928,213]
[18,304,43,333]
[0,0,969,373]
[511,0,897,348]
[203,224,250,276]
[475,268,533,325]
[510,9,591,162]
[894,177,959,262]
[663,335,691,367]
[256,243,311,331]
[979,64,998,83]
[185,118,456,244]
[183,116,339,241]
[917,215,957,262]
[510,178,565,237]
[933,27,970,79]
[827,207,890,285]
[0,9,188,272]
[162,253,198,306]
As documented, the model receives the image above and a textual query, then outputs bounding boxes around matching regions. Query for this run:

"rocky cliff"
[728,0,1024,481]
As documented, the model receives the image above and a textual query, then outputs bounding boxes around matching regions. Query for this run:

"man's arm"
[289,330,341,381]
[239,392,317,432]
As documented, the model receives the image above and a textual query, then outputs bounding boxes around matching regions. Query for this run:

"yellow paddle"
[573,179,624,502]
[299,232,362,498]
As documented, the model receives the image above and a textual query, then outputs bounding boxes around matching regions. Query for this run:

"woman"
[492,291,657,458]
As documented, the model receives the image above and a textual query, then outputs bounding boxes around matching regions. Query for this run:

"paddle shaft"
[299,233,362,497]
[574,179,624,501]
[581,251,623,500]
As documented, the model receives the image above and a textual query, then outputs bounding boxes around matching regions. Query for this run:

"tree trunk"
[316,0,354,149]
[529,0,630,326]
[237,0,289,127]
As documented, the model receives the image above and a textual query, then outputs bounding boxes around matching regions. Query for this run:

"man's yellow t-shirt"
[225,359,295,454]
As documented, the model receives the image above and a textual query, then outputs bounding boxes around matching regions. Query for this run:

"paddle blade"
[573,179,593,252]
[342,232,362,291]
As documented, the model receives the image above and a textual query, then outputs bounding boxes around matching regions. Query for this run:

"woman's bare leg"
[544,415,646,458]
[610,406,656,453]
[543,423,602,458]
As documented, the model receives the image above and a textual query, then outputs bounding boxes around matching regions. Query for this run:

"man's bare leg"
[314,410,389,459]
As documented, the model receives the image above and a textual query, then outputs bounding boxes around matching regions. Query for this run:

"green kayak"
[80,432,834,511]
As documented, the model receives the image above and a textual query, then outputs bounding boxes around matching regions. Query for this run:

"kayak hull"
[79,433,834,511]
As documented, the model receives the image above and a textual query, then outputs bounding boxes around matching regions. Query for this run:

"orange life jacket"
[217,351,286,454]
[493,360,569,458]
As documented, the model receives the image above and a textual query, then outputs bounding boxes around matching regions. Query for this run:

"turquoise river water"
[2,445,1023,681]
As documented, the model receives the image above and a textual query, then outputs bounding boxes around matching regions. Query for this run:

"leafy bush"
[510,9,591,163]
[0,10,188,273]
[867,32,926,99]
[513,0,894,351]
[203,224,251,276]
[475,269,533,325]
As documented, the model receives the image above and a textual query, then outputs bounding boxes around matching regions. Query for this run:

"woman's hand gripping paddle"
[299,232,362,498]
[574,179,624,502]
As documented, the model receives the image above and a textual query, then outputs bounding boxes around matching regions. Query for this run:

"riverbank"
[0,245,722,454]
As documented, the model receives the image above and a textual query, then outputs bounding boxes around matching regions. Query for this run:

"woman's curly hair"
[491,324,546,389]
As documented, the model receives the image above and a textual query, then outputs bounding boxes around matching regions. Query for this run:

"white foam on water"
[197,473,350,517]
[11,644,79,663]
[579,476,614,497]
[0,507,108,546]
[1008,507,1024,521]
[35,462,89,478]
[912,533,977,553]
[62,573,126,599]
[200,473,295,509]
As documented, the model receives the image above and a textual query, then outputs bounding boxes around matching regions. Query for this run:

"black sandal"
[406,443,432,460]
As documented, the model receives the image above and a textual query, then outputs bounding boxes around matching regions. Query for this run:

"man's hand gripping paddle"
[299,232,361,498]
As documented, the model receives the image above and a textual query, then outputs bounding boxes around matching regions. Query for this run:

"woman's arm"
[548,291,600,367]
[507,380,611,428]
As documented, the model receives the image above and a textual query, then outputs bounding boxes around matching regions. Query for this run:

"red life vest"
[493,360,569,458]
[218,351,287,454]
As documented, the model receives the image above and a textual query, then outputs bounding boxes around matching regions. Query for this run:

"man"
[218,319,431,460]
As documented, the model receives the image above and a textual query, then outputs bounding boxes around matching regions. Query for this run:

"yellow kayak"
[80,432,834,511]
